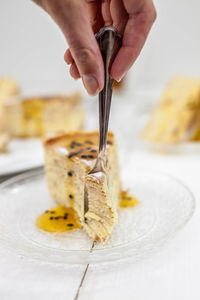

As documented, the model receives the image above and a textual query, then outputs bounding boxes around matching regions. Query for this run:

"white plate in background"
[0,138,44,176]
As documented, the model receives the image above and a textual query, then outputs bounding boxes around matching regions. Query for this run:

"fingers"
[110,0,128,35]
[101,0,112,26]
[63,1,104,94]
[44,0,104,95]
[41,0,156,92]
[65,49,80,79]
[86,0,104,33]
[64,49,74,65]
[64,1,104,85]
[111,0,156,81]
[70,62,80,79]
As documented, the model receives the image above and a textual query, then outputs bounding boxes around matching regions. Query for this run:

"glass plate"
[0,166,195,265]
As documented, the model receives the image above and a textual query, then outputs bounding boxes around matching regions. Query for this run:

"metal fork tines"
[84,26,121,219]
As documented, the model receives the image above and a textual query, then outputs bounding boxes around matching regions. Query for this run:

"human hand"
[33,0,156,95]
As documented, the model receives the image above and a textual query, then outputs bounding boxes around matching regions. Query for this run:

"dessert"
[0,77,19,104]
[43,131,120,243]
[3,94,84,137]
[0,78,19,131]
[142,76,200,143]
[0,133,10,153]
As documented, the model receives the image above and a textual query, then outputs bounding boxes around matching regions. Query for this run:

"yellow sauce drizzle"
[36,206,81,232]
[37,190,138,233]
[120,191,139,208]
[22,99,46,136]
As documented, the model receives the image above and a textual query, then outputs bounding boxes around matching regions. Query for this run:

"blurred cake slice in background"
[0,78,19,131]
[3,93,84,137]
[0,77,19,103]
[142,76,200,143]
[43,131,120,243]
[0,133,10,153]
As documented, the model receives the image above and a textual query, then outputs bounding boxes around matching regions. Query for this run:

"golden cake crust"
[43,130,114,147]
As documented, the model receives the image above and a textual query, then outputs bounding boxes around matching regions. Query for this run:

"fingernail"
[82,75,99,95]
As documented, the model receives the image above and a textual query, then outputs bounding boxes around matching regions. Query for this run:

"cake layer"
[43,131,120,243]
[143,76,200,143]
[3,94,84,137]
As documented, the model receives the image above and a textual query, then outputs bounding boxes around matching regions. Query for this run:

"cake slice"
[43,131,120,243]
[0,78,19,131]
[3,93,84,137]
[142,76,200,143]
[0,133,10,153]
[0,77,19,100]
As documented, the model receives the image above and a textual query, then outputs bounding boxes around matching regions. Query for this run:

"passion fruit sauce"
[36,191,139,233]
[120,191,139,208]
[36,206,81,232]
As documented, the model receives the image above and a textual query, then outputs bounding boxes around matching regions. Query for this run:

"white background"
[0,1,200,300]
[0,0,200,92]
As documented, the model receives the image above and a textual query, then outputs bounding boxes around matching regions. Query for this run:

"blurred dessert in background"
[2,94,84,137]
[43,130,120,243]
[0,78,19,131]
[0,78,19,104]
[0,133,10,153]
[142,76,200,143]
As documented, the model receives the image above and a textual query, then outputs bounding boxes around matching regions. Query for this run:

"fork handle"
[96,26,121,154]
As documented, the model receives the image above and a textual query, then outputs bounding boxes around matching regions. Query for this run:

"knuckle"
[64,50,68,62]
[74,48,96,65]
[139,7,157,30]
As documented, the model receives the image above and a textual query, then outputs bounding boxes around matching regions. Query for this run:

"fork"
[84,26,121,220]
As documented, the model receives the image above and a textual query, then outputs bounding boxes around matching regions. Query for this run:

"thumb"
[44,0,104,95]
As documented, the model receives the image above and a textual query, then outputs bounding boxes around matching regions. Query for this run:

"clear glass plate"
[0,166,195,265]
